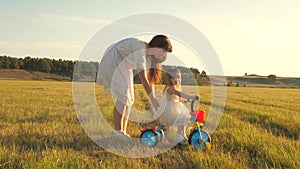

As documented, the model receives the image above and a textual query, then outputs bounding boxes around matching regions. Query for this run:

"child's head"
[165,68,181,86]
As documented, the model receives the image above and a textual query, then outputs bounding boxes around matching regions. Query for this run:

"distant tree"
[73,61,82,80]
[245,73,248,76]
[9,57,20,69]
[72,73,82,81]
[227,81,233,87]
[18,58,24,69]
[61,61,70,75]
[200,70,207,78]
[190,68,200,77]
[66,61,75,77]
[23,56,32,70]
[2,56,11,69]
[0,56,211,84]
[268,74,276,80]
[51,59,62,74]
[31,58,40,71]
[93,62,99,72]
[40,58,52,73]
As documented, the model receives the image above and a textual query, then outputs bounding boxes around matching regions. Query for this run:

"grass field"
[0,80,299,169]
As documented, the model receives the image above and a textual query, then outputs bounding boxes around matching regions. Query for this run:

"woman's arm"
[138,69,159,110]
[167,87,195,100]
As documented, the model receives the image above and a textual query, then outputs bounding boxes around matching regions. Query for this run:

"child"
[158,68,198,143]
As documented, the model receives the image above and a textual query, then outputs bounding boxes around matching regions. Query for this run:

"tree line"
[0,56,75,77]
[0,56,209,85]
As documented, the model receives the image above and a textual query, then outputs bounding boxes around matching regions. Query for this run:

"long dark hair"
[149,35,172,52]
[148,35,172,84]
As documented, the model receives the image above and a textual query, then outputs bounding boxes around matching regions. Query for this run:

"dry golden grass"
[0,80,299,168]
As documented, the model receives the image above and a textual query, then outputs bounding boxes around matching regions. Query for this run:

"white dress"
[158,87,190,126]
[97,38,148,106]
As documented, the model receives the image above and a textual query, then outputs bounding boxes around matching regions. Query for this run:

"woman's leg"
[122,106,131,134]
[114,100,126,131]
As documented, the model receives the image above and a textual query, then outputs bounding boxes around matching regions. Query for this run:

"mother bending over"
[98,35,172,137]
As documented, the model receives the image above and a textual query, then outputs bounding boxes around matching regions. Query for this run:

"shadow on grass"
[2,130,99,152]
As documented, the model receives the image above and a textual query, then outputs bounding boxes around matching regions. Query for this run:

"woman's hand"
[150,94,160,111]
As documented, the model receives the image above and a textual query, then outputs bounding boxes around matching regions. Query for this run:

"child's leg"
[176,125,188,143]
[177,126,185,135]
[177,126,188,138]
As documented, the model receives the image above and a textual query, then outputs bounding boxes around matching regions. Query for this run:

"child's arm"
[167,87,196,100]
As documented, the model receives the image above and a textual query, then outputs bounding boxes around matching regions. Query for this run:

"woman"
[98,35,172,137]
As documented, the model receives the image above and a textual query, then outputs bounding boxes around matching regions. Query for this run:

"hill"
[227,75,300,87]
[1,69,300,87]
[0,69,71,81]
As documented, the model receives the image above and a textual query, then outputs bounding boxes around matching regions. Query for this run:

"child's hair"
[163,67,181,93]
[148,35,172,84]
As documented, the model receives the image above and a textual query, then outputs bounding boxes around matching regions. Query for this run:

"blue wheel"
[140,129,158,147]
[188,130,211,149]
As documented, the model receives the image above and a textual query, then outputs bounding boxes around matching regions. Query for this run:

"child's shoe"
[175,134,188,145]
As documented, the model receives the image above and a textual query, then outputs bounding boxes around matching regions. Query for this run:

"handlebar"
[187,95,200,112]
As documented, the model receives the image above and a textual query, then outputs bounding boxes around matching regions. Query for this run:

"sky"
[1,0,300,77]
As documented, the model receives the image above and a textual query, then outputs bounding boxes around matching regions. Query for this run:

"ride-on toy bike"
[140,97,211,149]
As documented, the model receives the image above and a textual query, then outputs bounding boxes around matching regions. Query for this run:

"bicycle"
[140,97,211,149]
